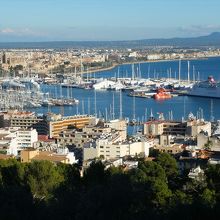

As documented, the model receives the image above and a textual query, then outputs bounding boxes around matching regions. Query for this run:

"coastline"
[80,55,219,75]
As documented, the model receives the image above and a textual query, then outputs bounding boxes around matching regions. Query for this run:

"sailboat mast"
[112,93,115,120]
[119,89,122,119]
[187,61,190,83]
[94,90,97,117]
[133,95,136,120]
[88,98,90,115]
[178,59,181,82]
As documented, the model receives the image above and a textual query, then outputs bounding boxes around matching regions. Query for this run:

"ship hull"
[187,87,220,98]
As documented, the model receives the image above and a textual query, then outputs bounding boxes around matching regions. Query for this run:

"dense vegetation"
[0,153,220,220]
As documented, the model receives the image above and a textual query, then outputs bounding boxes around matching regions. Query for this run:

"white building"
[147,54,163,60]
[0,127,38,156]
[16,128,38,150]
[0,128,18,156]
[83,139,153,161]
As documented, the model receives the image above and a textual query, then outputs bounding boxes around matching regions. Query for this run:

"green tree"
[199,188,216,208]
[25,161,63,200]
[83,161,108,186]
[156,153,178,179]
[138,161,167,182]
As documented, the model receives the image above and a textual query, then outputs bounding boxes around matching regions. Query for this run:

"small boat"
[153,88,172,100]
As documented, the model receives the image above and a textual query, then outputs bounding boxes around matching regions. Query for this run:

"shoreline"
[80,55,220,75]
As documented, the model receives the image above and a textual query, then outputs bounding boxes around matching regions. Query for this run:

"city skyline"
[0,0,220,41]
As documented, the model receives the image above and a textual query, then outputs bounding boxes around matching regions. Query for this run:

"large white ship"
[187,76,220,98]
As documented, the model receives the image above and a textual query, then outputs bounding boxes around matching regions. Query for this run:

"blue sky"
[0,0,220,41]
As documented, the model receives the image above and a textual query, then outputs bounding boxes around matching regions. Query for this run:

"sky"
[0,0,220,42]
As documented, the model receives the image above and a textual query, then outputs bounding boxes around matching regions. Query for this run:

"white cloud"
[0,28,15,34]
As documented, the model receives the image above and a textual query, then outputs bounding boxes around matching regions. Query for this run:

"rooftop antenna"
[119,89,123,119]
[187,61,190,83]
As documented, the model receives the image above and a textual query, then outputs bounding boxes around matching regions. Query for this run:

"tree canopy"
[0,154,219,219]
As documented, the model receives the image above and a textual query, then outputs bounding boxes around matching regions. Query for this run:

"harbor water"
[27,57,220,124]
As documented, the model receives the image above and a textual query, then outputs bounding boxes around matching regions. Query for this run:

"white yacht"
[187,76,220,98]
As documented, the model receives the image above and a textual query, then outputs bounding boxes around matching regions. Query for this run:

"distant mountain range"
[0,32,220,49]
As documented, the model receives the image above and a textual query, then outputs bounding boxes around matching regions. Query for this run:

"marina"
[37,57,220,121]
[1,57,220,124]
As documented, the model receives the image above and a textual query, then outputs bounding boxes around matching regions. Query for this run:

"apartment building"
[0,110,49,135]
[83,138,153,161]
[0,127,38,156]
[48,114,97,138]
[16,128,38,150]
[57,119,127,148]
[144,119,211,137]
[0,128,18,156]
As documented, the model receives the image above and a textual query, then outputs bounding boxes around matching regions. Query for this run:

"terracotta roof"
[33,154,67,163]
[38,135,55,142]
